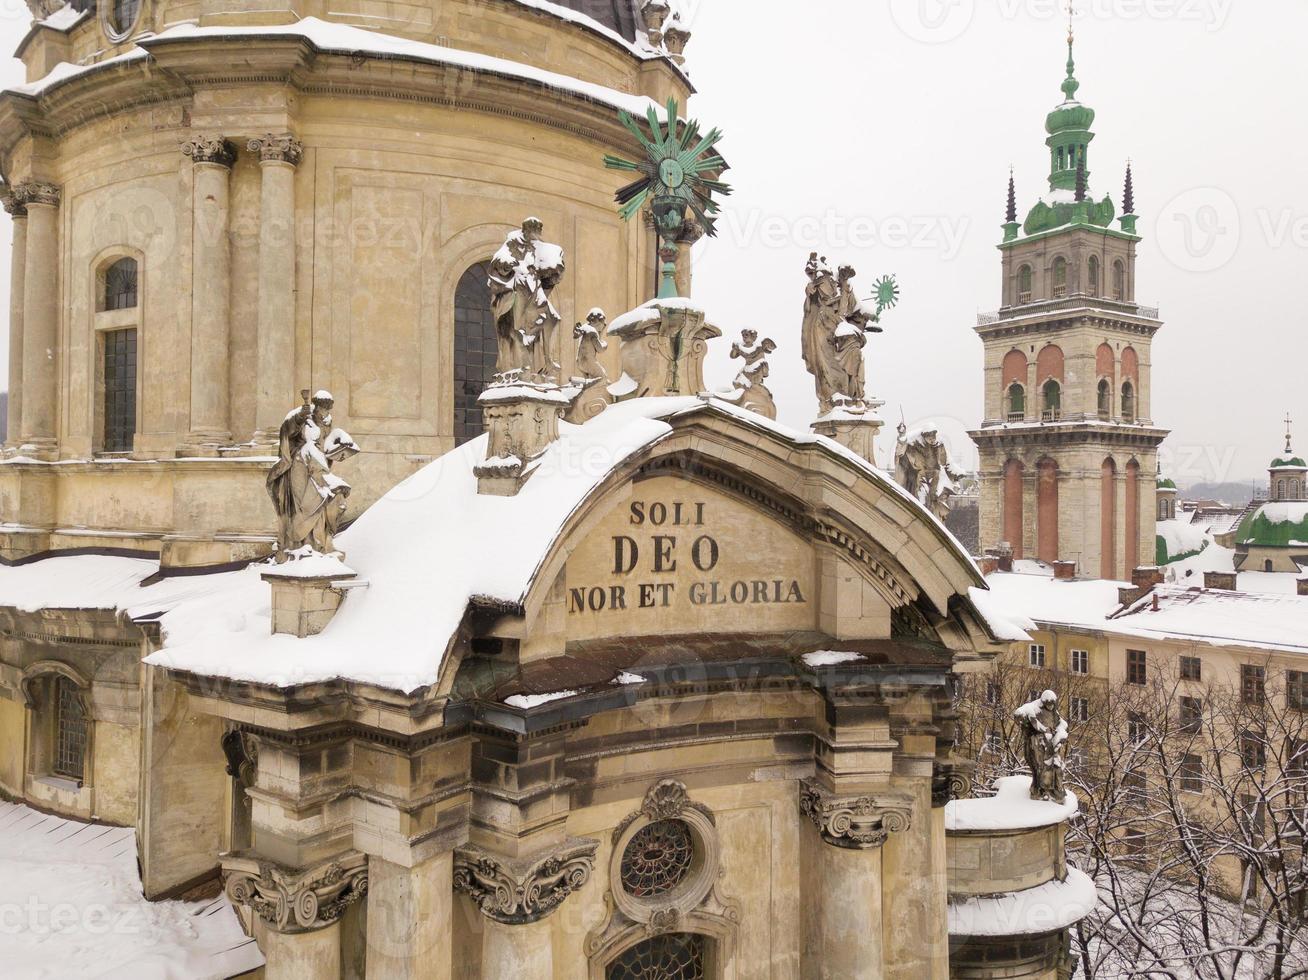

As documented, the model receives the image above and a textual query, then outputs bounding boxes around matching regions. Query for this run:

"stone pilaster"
[180,136,236,452]
[248,134,303,444]
[223,850,367,980]
[4,191,27,450]
[16,181,60,459]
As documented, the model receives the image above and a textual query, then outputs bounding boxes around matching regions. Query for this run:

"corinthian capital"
[14,182,61,208]
[222,851,367,935]
[798,778,913,849]
[453,838,598,925]
[248,133,304,166]
[181,136,237,168]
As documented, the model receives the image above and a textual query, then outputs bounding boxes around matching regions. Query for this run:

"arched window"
[1003,459,1025,558]
[1042,379,1062,421]
[1087,256,1100,295]
[1097,379,1112,420]
[1017,265,1033,304]
[1007,383,1025,421]
[1052,257,1068,299]
[1121,381,1136,422]
[1293,480,1301,500]
[1113,260,1126,300]
[453,261,497,445]
[53,676,88,783]
[102,257,137,311]
[108,0,141,37]
[607,934,706,979]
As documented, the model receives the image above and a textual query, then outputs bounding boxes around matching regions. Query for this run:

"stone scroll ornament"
[223,853,368,935]
[265,390,359,561]
[798,778,913,849]
[1014,690,1070,803]
[453,839,598,925]
[604,99,731,300]
[486,217,566,386]
[801,254,899,417]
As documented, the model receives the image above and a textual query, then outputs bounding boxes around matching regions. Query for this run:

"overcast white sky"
[0,0,1302,488]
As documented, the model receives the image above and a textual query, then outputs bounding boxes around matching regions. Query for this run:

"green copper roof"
[1237,503,1308,547]
[1157,477,1177,490]
[1272,457,1308,469]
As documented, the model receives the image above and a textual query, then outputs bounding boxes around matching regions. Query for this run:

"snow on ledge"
[801,651,864,668]
[948,867,1097,937]
[504,689,578,710]
[260,551,357,580]
[946,775,1078,832]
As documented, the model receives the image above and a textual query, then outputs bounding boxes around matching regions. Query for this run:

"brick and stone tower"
[970,30,1168,580]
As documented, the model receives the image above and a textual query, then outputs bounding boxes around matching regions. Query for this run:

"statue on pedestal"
[1014,691,1069,803]
[727,329,778,420]
[800,254,898,416]
[487,218,566,384]
[266,390,359,559]
[894,424,965,521]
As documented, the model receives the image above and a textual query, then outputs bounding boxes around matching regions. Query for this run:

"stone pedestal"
[262,559,359,637]
[608,300,721,398]
[811,401,885,468]
[18,183,60,459]
[474,378,570,496]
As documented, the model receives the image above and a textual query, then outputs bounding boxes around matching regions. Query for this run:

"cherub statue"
[728,329,778,420]
[894,423,965,521]
[487,218,566,384]
[573,309,610,383]
[1014,690,1069,802]
[266,390,359,560]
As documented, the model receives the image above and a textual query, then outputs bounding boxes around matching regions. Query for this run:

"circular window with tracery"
[606,933,705,980]
[620,819,695,898]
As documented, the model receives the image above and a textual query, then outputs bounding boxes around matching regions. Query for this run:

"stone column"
[17,182,60,458]
[366,854,454,980]
[799,779,913,980]
[453,838,598,977]
[180,136,236,451]
[4,191,27,449]
[247,134,303,444]
[222,851,366,980]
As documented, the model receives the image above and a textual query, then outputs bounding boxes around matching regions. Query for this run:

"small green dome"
[1046,100,1096,135]
[1271,457,1308,469]
[1157,477,1177,490]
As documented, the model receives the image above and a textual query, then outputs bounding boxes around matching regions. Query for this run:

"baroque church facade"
[971,34,1168,581]
[0,2,1092,978]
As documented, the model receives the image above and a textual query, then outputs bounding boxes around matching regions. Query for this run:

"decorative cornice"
[798,778,913,849]
[14,181,60,207]
[223,852,367,934]
[932,758,975,808]
[248,133,303,166]
[453,838,598,925]
[612,779,715,845]
[181,136,237,168]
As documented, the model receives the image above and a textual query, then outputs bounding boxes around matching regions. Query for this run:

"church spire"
[1061,8,1081,103]
[1003,168,1020,242]
[1044,8,1095,194]
[1123,160,1136,214]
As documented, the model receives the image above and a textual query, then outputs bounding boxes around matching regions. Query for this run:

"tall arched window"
[1102,458,1118,578]
[102,257,137,311]
[1037,458,1060,562]
[1097,379,1112,419]
[1042,379,1062,421]
[1087,255,1100,295]
[1113,259,1126,300]
[53,676,88,783]
[95,254,141,454]
[1052,257,1068,299]
[1121,381,1136,422]
[454,261,497,445]
[1007,383,1025,421]
[1003,459,1025,558]
[1017,265,1033,304]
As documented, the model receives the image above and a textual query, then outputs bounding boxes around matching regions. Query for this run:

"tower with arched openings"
[970,30,1168,580]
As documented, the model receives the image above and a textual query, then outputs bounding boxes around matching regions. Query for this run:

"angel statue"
[266,390,359,560]
[1014,690,1070,803]
[800,253,898,416]
[487,218,566,385]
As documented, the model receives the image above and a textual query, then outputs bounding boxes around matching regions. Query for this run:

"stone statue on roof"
[894,423,964,521]
[1014,690,1069,803]
[727,328,777,420]
[801,254,897,416]
[487,218,566,385]
[266,390,359,560]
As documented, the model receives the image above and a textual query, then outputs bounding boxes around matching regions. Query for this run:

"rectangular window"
[1179,696,1203,734]
[1123,770,1146,805]
[1128,712,1147,746]
[1290,671,1308,711]
[1240,794,1266,839]
[1242,665,1266,705]
[1127,650,1147,686]
[1070,649,1089,675]
[985,680,1000,706]
[1179,655,1202,682]
[1288,738,1308,778]
[1070,696,1089,723]
[984,730,1003,756]
[53,677,87,783]
[1029,643,1046,669]
[102,328,137,454]
[1123,826,1146,857]
[1241,732,1267,771]
[1069,745,1088,769]
[1180,753,1203,793]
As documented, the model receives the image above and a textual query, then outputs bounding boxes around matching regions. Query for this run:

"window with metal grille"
[54,677,87,782]
[607,933,705,980]
[103,257,137,311]
[454,261,497,445]
[620,820,694,899]
[102,328,137,453]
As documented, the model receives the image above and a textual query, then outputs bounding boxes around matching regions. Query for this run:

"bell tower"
[970,27,1168,580]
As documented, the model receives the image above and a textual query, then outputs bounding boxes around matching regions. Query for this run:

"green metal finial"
[604,99,732,299]
[1062,31,1080,100]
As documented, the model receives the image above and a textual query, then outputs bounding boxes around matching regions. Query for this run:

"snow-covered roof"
[0,800,263,977]
[948,867,1096,938]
